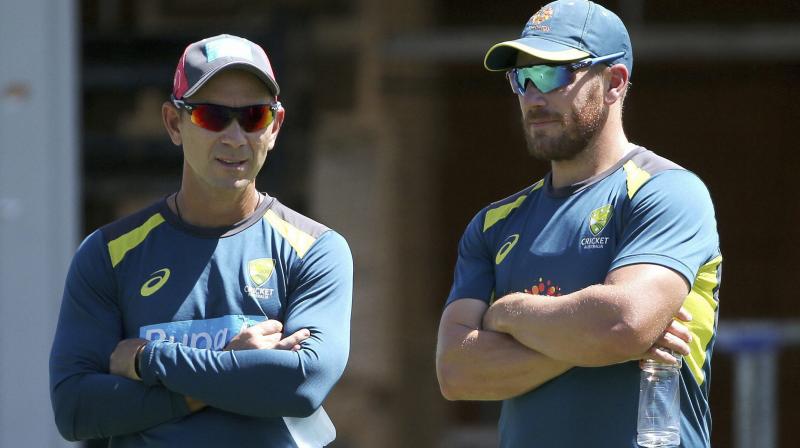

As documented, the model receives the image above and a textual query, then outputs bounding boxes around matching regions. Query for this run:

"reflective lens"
[508,65,573,94]
[172,100,281,132]
[506,51,626,95]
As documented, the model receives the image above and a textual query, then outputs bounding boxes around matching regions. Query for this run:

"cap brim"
[183,61,280,98]
[484,37,591,71]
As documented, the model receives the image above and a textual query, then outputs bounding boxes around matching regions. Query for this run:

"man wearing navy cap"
[50,34,352,447]
[436,1,720,447]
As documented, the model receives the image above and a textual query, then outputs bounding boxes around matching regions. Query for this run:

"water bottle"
[284,406,337,447]
[636,352,682,447]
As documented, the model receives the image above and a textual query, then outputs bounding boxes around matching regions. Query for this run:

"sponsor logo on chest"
[580,204,613,250]
[140,315,266,349]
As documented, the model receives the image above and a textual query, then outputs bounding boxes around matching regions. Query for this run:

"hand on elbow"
[639,311,693,364]
[607,309,693,363]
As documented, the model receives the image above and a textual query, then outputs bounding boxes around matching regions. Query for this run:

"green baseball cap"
[484,0,633,76]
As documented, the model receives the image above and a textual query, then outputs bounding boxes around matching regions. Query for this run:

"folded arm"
[436,298,572,401]
[51,231,352,440]
[137,231,353,418]
[49,232,191,442]
[109,321,312,412]
[483,263,691,366]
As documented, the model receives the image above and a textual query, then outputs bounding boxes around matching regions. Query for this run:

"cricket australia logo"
[244,258,275,300]
[581,204,613,250]
[527,5,554,32]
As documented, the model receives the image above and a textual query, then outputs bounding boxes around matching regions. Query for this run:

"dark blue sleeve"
[138,231,353,418]
[445,210,495,307]
[49,231,191,441]
[610,170,720,284]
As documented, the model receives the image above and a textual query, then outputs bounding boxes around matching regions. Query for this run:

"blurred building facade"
[42,0,800,447]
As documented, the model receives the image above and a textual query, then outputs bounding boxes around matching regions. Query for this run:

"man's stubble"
[522,79,608,162]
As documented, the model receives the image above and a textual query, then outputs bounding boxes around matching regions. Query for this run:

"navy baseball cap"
[484,0,632,75]
[172,34,280,100]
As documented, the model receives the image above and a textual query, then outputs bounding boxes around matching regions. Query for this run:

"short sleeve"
[610,170,720,285]
[445,210,496,306]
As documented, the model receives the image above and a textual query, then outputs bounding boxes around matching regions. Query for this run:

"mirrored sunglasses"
[171,97,281,132]
[506,51,626,95]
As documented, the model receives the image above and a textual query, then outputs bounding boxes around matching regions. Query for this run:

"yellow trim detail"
[483,181,540,233]
[484,195,527,232]
[264,210,316,258]
[108,214,166,268]
[623,160,652,199]
[681,255,722,385]
[484,41,590,71]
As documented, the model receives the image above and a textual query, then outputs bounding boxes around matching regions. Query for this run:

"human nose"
[219,120,248,148]
[520,83,547,107]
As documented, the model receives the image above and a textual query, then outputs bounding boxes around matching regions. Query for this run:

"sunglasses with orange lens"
[171,97,281,132]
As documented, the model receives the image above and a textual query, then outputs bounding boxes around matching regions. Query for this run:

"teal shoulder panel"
[265,199,331,258]
[624,149,685,199]
[266,200,330,239]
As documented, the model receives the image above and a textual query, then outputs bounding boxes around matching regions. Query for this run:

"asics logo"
[496,234,520,265]
[140,268,171,297]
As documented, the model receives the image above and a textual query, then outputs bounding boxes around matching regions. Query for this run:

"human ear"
[270,106,285,136]
[264,106,285,152]
[605,64,629,105]
[162,101,183,146]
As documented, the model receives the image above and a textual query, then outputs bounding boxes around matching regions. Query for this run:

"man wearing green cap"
[436,1,720,447]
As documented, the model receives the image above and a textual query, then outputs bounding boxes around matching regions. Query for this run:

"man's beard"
[522,83,608,162]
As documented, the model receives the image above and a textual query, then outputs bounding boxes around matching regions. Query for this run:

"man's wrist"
[133,342,147,380]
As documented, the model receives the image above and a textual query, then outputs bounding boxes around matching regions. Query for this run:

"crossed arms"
[49,230,352,441]
[108,320,313,413]
[436,262,692,401]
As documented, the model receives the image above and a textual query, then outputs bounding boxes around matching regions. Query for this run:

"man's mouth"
[216,157,247,168]
[527,119,561,128]
[525,112,562,127]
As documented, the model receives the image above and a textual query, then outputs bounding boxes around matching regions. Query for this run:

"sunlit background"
[1,1,799,447]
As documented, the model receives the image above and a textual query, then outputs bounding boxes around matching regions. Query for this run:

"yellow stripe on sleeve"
[484,196,527,232]
[264,210,317,258]
[483,181,541,232]
[107,214,165,267]
[623,160,651,199]
[681,255,722,385]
